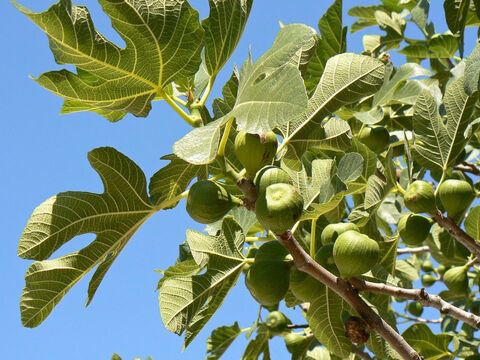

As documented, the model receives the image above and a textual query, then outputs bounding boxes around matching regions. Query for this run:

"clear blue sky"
[0,1,475,359]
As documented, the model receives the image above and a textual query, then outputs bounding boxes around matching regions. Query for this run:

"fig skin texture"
[234,131,278,179]
[321,222,359,245]
[443,266,469,293]
[437,179,474,218]
[397,213,433,246]
[404,180,436,214]
[186,180,242,224]
[255,240,289,262]
[245,260,290,306]
[289,267,324,302]
[254,165,292,195]
[333,230,379,278]
[358,126,390,153]
[421,274,437,287]
[265,311,289,334]
[284,332,310,354]
[255,183,304,234]
[407,301,424,317]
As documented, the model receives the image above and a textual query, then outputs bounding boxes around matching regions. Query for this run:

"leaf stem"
[161,91,202,127]
[155,190,189,210]
[218,117,234,157]
[434,169,447,197]
[310,218,318,258]
[172,95,187,107]
[199,76,216,107]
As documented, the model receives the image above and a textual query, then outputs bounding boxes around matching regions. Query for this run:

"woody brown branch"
[454,162,480,176]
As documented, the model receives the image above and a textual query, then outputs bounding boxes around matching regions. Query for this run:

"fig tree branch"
[349,278,480,329]
[454,162,480,176]
[276,231,422,360]
[352,345,374,360]
[396,313,442,324]
[432,211,480,258]
[397,246,430,255]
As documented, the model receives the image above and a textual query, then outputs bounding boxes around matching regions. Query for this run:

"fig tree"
[437,179,474,218]
[407,301,423,317]
[255,183,304,234]
[245,261,290,306]
[421,274,437,287]
[234,131,278,179]
[320,222,359,245]
[284,332,310,354]
[397,213,433,246]
[443,266,469,293]
[404,180,436,214]
[186,180,242,224]
[254,165,292,195]
[265,311,288,334]
[358,126,390,153]
[333,230,379,278]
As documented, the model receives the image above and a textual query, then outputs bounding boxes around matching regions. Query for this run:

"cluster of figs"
[184,128,476,306]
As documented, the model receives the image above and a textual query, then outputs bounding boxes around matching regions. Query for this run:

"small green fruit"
[255,241,289,262]
[254,165,292,195]
[186,180,241,224]
[234,131,278,179]
[333,230,379,278]
[358,126,390,153]
[437,179,474,218]
[289,267,324,302]
[436,265,448,277]
[443,266,469,293]
[404,180,436,214]
[266,311,288,334]
[421,274,437,287]
[397,213,433,246]
[245,261,290,306]
[407,301,423,317]
[284,332,310,354]
[320,222,359,245]
[421,260,434,273]
[255,183,304,234]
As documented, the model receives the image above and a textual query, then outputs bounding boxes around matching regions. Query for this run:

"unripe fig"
[186,180,242,224]
[255,240,289,262]
[421,260,434,273]
[404,180,436,214]
[255,183,304,234]
[437,265,448,277]
[243,247,258,273]
[254,165,292,195]
[358,126,390,153]
[266,311,288,334]
[397,213,433,246]
[421,274,437,287]
[289,267,324,302]
[407,301,423,317]
[245,261,290,306]
[443,266,469,293]
[234,131,278,179]
[437,179,474,218]
[321,222,359,245]
[284,332,310,354]
[333,230,379,278]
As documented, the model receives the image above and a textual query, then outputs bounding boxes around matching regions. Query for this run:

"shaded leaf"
[402,323,453,360]
[465,205,480,241]
[205,322,242,360]
[465,40,480,95]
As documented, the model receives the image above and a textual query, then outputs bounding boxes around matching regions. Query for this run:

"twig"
[454,162,480,176]
[237,178,257,211]
[433,210,480,258]
[397,246,430,255]
[276,231,422,360]
[352,345,373,360]
[286,324,309,329]
[466,257,478,268]
[349,278,480,329]
[396,313,442,324]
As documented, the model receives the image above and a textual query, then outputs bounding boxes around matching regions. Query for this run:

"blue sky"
[0,1,476,359]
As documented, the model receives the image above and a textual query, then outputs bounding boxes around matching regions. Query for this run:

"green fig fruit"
[243,247,258,273]
[421,274,437,287]
[437,179,474,218]
[254,165,292,195]
[186,180,242,224]
[255,183,304,234]
[407,301,424,317]
[358,126,390,153]
[397,213,433,246]
[333,230,379,278]
[255,240,289,262]
[234,131,278,179]
[404,180,436,214]
[289,267,324,302]
[320,222,360,245]
[436,265,448,277]
[443,266,469,293]
[265,311,288,334]
[421,260,434,273]
[245,260,290,306]
[284,332,310,354]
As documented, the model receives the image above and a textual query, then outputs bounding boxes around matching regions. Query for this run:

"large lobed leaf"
[18,147,156,327]
[14,0,204,119]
